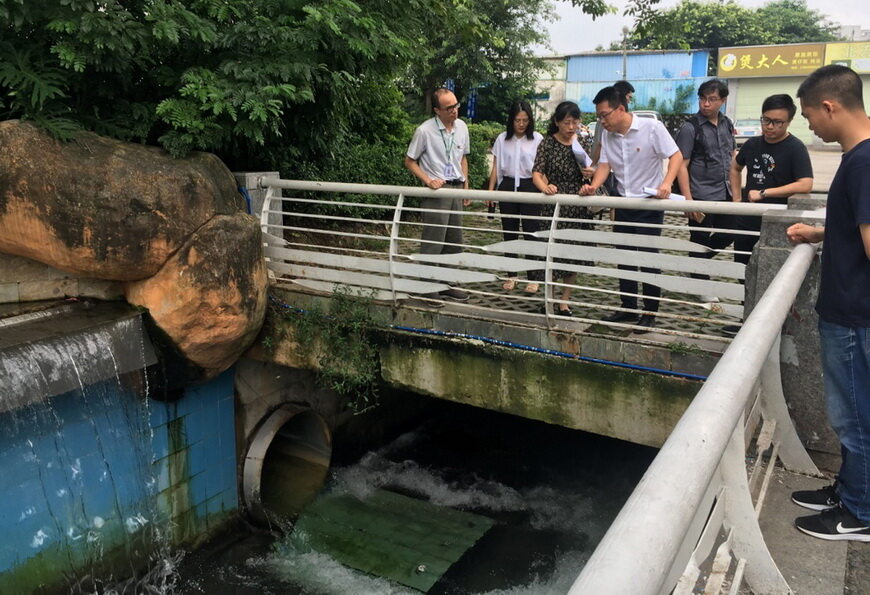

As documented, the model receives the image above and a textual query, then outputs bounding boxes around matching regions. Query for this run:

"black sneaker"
[794,504,870,542]
[791,483,840,511]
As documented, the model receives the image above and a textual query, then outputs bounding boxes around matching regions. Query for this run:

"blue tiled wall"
[0,369,237,589]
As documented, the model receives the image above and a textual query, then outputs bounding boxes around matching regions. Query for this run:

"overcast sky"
[541,0,870,55]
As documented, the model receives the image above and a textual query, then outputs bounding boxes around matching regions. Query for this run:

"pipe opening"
[243,405,332,525]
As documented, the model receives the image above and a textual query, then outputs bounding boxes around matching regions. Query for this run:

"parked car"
[633,110,663,122]
[734,118,762,146]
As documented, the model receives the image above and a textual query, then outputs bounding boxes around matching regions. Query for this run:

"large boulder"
[125,215,268,378]
[0,120,243,280]
[0,120,267,380]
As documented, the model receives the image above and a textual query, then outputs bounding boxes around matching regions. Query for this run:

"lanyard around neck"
[437,118,455,160]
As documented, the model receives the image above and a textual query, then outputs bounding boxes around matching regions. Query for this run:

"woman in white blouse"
[487,100,544,292]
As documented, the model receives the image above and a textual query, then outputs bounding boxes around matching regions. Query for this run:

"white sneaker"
[700,295,720,303]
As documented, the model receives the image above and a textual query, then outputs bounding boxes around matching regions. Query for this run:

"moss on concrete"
[378,335,698,447]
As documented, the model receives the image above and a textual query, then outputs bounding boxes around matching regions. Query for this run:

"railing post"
[746,206,832,465]
[543,202,559,328]
[389,193,405,306]
[760,333,821,475]
[260,185,275,233]
[720,421,790,594]
[235,171,281,229]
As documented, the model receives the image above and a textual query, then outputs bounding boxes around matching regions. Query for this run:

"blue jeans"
[820,319,870,523]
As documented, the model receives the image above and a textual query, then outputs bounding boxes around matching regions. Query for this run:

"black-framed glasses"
[438,102,461,112]
[760,116,787,128]
[596,108,616,121]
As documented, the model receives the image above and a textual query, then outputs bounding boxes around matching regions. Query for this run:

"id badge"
[443,162,457,179]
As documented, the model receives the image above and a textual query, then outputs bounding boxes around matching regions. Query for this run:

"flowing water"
[176,400,656,594]
[0,302,178,593]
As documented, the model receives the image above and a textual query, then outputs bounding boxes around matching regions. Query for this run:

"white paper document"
[643,186,686,201]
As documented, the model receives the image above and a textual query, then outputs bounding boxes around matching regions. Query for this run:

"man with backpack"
[676,79,736,297]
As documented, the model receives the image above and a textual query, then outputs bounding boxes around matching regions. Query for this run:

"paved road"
[807,147,842,194]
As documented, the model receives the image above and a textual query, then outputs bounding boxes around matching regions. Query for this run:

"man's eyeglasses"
[699,94,723,105]
[438,103,461,112]
[760,116,787,128]
[596,108,616,121]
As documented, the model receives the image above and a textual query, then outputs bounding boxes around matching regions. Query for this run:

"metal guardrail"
[258,178,818,592]
[569,242,820,595]
[258,178,787,342]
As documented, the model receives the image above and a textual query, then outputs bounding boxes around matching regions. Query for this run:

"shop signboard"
[825,42,870,74]
[718,44,825,78]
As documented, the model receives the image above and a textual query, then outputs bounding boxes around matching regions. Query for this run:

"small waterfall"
[0,302,156,409]
[0,301,182,593]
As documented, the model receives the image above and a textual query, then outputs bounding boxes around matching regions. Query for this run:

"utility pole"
[621,26,630,79]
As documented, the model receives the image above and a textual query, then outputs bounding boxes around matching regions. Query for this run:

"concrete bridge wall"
[249,290,704,448]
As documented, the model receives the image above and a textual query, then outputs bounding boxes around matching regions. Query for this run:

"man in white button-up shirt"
[404,87,471,300]
[581,86,682,331]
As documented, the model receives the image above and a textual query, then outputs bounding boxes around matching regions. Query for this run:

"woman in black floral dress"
[532,101,593,316]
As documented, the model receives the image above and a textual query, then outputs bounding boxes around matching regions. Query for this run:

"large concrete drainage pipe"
[243,405,332,524]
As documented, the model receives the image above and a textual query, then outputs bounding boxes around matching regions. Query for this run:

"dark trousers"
[497,177,543,281]
[614,210,663,314]
[688,211,736,279]
[730,214,761,266]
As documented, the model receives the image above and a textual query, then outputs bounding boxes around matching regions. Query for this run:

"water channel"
[174,398,655,594]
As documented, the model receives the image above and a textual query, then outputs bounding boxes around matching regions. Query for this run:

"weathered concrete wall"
[0,252,122,304]
[379,333,699,448]
[235,358,342,446]
[251,290,704,448]
[746,198,836,466]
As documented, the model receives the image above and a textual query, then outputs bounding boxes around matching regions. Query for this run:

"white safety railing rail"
[569,241,820,595]
[258,178,788,342]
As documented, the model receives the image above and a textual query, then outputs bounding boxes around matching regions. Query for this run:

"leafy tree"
[0,0,423,166]
[754,0,841,45]
[0,0,662,174]
[405,0,556,115]
[405,0,646,115]
[629,0,840,51]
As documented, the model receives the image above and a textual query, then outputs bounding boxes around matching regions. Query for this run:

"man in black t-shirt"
[729,94,813,265]
[787,65,870,542]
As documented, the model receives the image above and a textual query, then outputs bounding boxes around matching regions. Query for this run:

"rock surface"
[125,215,268,378]
[0,120,266,379]
[0,120,242,280]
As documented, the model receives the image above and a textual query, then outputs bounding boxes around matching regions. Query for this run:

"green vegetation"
[668,341,703,356]
[0,0,657,180]
[628,0,841,51]
[285,288,383,414]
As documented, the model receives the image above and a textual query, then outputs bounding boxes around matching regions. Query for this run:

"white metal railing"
[569,241,820,595]
[258,178,818,592]
[258,178,788,343]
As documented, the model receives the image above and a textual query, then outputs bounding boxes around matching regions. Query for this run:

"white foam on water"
[331,452,528,512]
[251,539,416,595]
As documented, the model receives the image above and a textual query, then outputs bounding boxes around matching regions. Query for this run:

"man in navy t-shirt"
[787,65,870,542]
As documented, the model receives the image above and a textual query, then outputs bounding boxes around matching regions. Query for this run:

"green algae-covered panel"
[290,489,493,592]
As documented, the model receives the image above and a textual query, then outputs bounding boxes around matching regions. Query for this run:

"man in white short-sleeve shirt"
[581,86,682,331]
[404,87,471,300]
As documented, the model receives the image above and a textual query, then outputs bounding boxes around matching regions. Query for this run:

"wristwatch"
[760,189,767,199]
